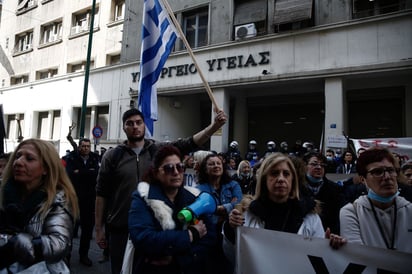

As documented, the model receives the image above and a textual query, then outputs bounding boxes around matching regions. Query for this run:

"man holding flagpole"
[95,1,227,273]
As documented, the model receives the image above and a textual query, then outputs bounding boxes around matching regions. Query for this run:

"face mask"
[367,188,399,204]
[326,156,333,161]
[306,174,323,184]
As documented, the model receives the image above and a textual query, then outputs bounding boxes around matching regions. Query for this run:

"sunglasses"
[160,163,185,174]
[367,167,397,178]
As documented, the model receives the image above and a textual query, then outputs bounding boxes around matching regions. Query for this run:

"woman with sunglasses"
[127,145,216,274]
[340,147,412,253]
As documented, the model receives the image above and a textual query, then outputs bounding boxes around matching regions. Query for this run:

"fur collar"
[137,182,201,231]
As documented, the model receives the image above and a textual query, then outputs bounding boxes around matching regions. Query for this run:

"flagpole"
[79,0,96,138]
[160,0,221,113]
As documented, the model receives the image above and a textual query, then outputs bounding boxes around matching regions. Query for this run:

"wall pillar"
[405,84,412,136]
[324,77,345,151]
[233,95,247,155]
[210,88,229,153]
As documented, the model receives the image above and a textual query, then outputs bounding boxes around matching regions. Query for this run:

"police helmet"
[230,141,239,148]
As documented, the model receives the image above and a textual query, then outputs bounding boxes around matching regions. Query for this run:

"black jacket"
[65,151,100,201]
[301,175,345,234]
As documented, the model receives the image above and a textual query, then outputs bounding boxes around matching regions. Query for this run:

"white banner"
[351,137,412,161]
[326,135,348,148]
[236,227,412,274]
[183,168,198,188]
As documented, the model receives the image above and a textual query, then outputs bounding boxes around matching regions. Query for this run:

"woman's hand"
[188,220,207,242]
[228,208,244,228]
[9,233,36,265]
[325,227,347,249]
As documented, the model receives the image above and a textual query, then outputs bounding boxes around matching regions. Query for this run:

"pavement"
[69,234,110,274]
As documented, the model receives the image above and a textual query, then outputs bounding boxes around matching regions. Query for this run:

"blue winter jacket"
[128,182,216,274]
[197,180,243,225]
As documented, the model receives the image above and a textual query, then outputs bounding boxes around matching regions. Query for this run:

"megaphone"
[178,192,217,224]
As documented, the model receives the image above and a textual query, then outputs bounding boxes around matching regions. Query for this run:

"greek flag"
[138,0,178,137]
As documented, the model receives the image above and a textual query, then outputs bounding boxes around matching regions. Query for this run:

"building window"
[352,0,406,19]
[36,68,58,80]
[183,7,208,48]
[234,0,267,39]
[17,0,38,14]
[14,30,33,54]
[51,110,61,140]
[10,75,29,85]
[273,0,314,33]
[37,111,49,139]
[71,7,100,36]
[96,105,109,140]
[107,54,121,65]
[6,114,24,141]
[112,0,125,22]
[72,105,109,140]
[67,60,95,73]
[72,107,91,139]
[36,110,60,140]
[40,20,62,45]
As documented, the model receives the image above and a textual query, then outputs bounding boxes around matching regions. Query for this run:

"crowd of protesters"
[0,108,411,274]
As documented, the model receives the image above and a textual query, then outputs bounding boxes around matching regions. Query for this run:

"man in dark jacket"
[301,152,345,234]
[95,108,227,274]
[65,138,100,266]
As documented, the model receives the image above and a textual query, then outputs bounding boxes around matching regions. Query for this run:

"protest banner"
[351,137,412,161]
[183,168,198,188]
[236,227,411,274]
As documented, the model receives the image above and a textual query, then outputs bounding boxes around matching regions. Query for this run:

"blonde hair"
[0,139,79,219]
[237,160,251,177]
[255,153,300,201]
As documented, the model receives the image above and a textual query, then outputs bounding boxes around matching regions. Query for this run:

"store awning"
[234,0,267,26]
[273,0,313,25]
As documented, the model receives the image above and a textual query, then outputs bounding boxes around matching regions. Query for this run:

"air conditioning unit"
[235,23,257,40]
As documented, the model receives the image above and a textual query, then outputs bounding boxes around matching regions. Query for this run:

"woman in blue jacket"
[196,153,243,274]
[128,145,216,274]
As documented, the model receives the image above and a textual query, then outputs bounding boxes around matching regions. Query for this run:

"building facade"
[0,0,411,156]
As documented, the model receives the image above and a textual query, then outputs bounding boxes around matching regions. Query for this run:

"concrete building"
[0,0,411,156]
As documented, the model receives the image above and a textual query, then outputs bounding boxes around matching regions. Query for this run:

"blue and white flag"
[138,0,178,137]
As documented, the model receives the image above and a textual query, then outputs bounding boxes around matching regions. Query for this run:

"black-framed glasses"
[308,162,327,168]
[160,163,185,175]
[367,167,397,178]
